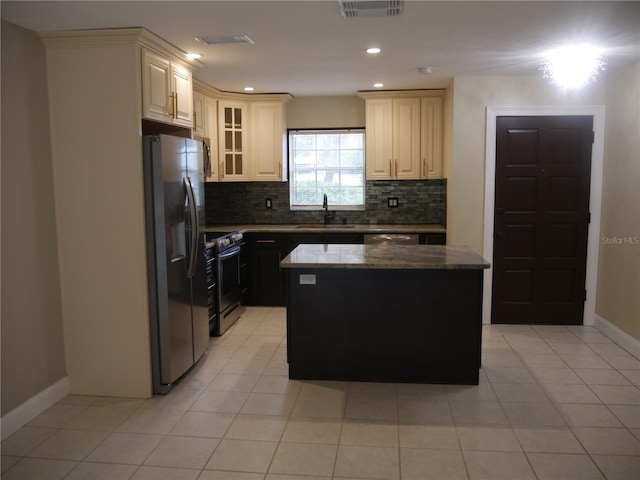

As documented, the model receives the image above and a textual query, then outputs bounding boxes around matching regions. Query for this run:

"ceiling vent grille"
[339,0,404,18]
[194,34,254,45]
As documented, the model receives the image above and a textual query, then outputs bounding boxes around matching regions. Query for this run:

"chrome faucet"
[323,193,335,224]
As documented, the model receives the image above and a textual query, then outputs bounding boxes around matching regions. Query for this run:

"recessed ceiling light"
[417,66,433,75]
[244,86,255,92]
[186,53,202,60]
[373,83,384,88]
[540,44,605,89]
[367,47,381,54]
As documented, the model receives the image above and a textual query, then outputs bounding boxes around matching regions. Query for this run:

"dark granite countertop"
[280,244,490,270]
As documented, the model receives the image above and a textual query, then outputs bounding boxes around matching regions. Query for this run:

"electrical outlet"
[388,197,399,208]
[265,198,272,209]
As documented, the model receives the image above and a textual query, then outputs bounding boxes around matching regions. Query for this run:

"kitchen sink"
[294,224,356,229]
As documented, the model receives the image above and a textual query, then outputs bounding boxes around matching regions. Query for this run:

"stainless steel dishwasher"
[363,233,420,245]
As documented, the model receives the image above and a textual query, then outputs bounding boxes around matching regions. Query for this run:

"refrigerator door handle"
[203,140,212,178]
[184,177,199,278]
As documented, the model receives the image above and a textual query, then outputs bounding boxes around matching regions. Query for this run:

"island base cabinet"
[286,268,483,384]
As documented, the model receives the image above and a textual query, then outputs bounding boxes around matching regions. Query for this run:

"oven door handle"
[184,176,199,278]
[218,245,241,260]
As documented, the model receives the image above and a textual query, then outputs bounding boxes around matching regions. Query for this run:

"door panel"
[492,116,592,325]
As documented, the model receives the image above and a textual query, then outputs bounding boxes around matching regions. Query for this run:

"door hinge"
[592,131,595,144]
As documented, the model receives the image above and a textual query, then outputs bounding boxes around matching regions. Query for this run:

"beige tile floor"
[2,307,639,480]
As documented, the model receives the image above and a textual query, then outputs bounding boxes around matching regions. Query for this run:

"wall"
[448,72,640,340]
[1,21,66,415]
[207,95,446,225]
[449,75,606,252]
[287,95,365,128]
[597,60,640,339]
[42,30,153,397]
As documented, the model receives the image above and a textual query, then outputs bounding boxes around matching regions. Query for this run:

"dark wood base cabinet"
[286,267,483,385]
[247,234,286,306]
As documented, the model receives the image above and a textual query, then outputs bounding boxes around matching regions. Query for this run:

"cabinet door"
[193,91,206,137]
[250,102,286,181]
[392,97,421,179]
[204,96,218,182]
[142,49,171,122]
[247,234,285,306]
[218,101,249,181]
[420,97,443,179]
[365,98,393,180]
[171,63,193,126]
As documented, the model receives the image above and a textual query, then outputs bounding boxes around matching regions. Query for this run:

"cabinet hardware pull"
[174,92,179,119]
[169,92,175,117]
[389,159,392,178]
[256,239,276,243]
[220,160,224,178]
[395,159,398,178]
[279,161,282,178]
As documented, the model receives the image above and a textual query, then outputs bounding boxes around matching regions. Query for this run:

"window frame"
[287,127,366,211]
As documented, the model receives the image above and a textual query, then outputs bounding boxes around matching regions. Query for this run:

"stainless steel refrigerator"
[143,134,209,394]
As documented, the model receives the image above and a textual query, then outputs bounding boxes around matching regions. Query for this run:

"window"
[288,129,365,210]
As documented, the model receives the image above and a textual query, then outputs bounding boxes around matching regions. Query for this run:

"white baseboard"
[594,314,640,360]
[1,376,69,441]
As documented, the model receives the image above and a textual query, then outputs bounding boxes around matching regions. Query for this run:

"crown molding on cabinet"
[39,27,203,71]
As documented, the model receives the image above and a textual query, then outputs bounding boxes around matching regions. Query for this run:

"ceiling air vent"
[339,0,404,18]
[194,34,254,46]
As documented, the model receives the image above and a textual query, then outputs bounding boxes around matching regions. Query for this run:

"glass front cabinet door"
[218,101,248,181]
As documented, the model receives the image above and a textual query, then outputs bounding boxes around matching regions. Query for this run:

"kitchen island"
[281,244,490,384]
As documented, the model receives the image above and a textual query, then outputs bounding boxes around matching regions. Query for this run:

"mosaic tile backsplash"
[205,180,446,226]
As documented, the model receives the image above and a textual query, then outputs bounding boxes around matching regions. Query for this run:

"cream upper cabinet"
[193,80,291,183]
[192,90,206,137]
[218,100,249,181]
[364,97,420,180]
[142,48,193,127]
[364,99,393,179]
[420,96,443,179]
[203,95,218,182]
[361,90,445,180]
[250,101,287,181]
[392,97,421,179]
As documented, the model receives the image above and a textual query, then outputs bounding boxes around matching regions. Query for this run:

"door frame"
[483,105,605,325]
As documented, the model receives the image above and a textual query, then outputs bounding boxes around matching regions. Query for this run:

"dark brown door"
[492,116,593,325]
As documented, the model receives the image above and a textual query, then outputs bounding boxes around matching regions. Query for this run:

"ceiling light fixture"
[373,83,384,88]
[185,53,202,60]
[367,47,381,54]
[417,66,433,75]
[244,87,254,92]
[540,44,605,89]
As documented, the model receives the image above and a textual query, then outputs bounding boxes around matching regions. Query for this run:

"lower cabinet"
[247,234,286,306]
[240,238,250,304]
[421,233,446,245]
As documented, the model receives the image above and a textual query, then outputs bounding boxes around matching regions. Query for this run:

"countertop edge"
[280,244,490,270]
[204,224,447,234]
